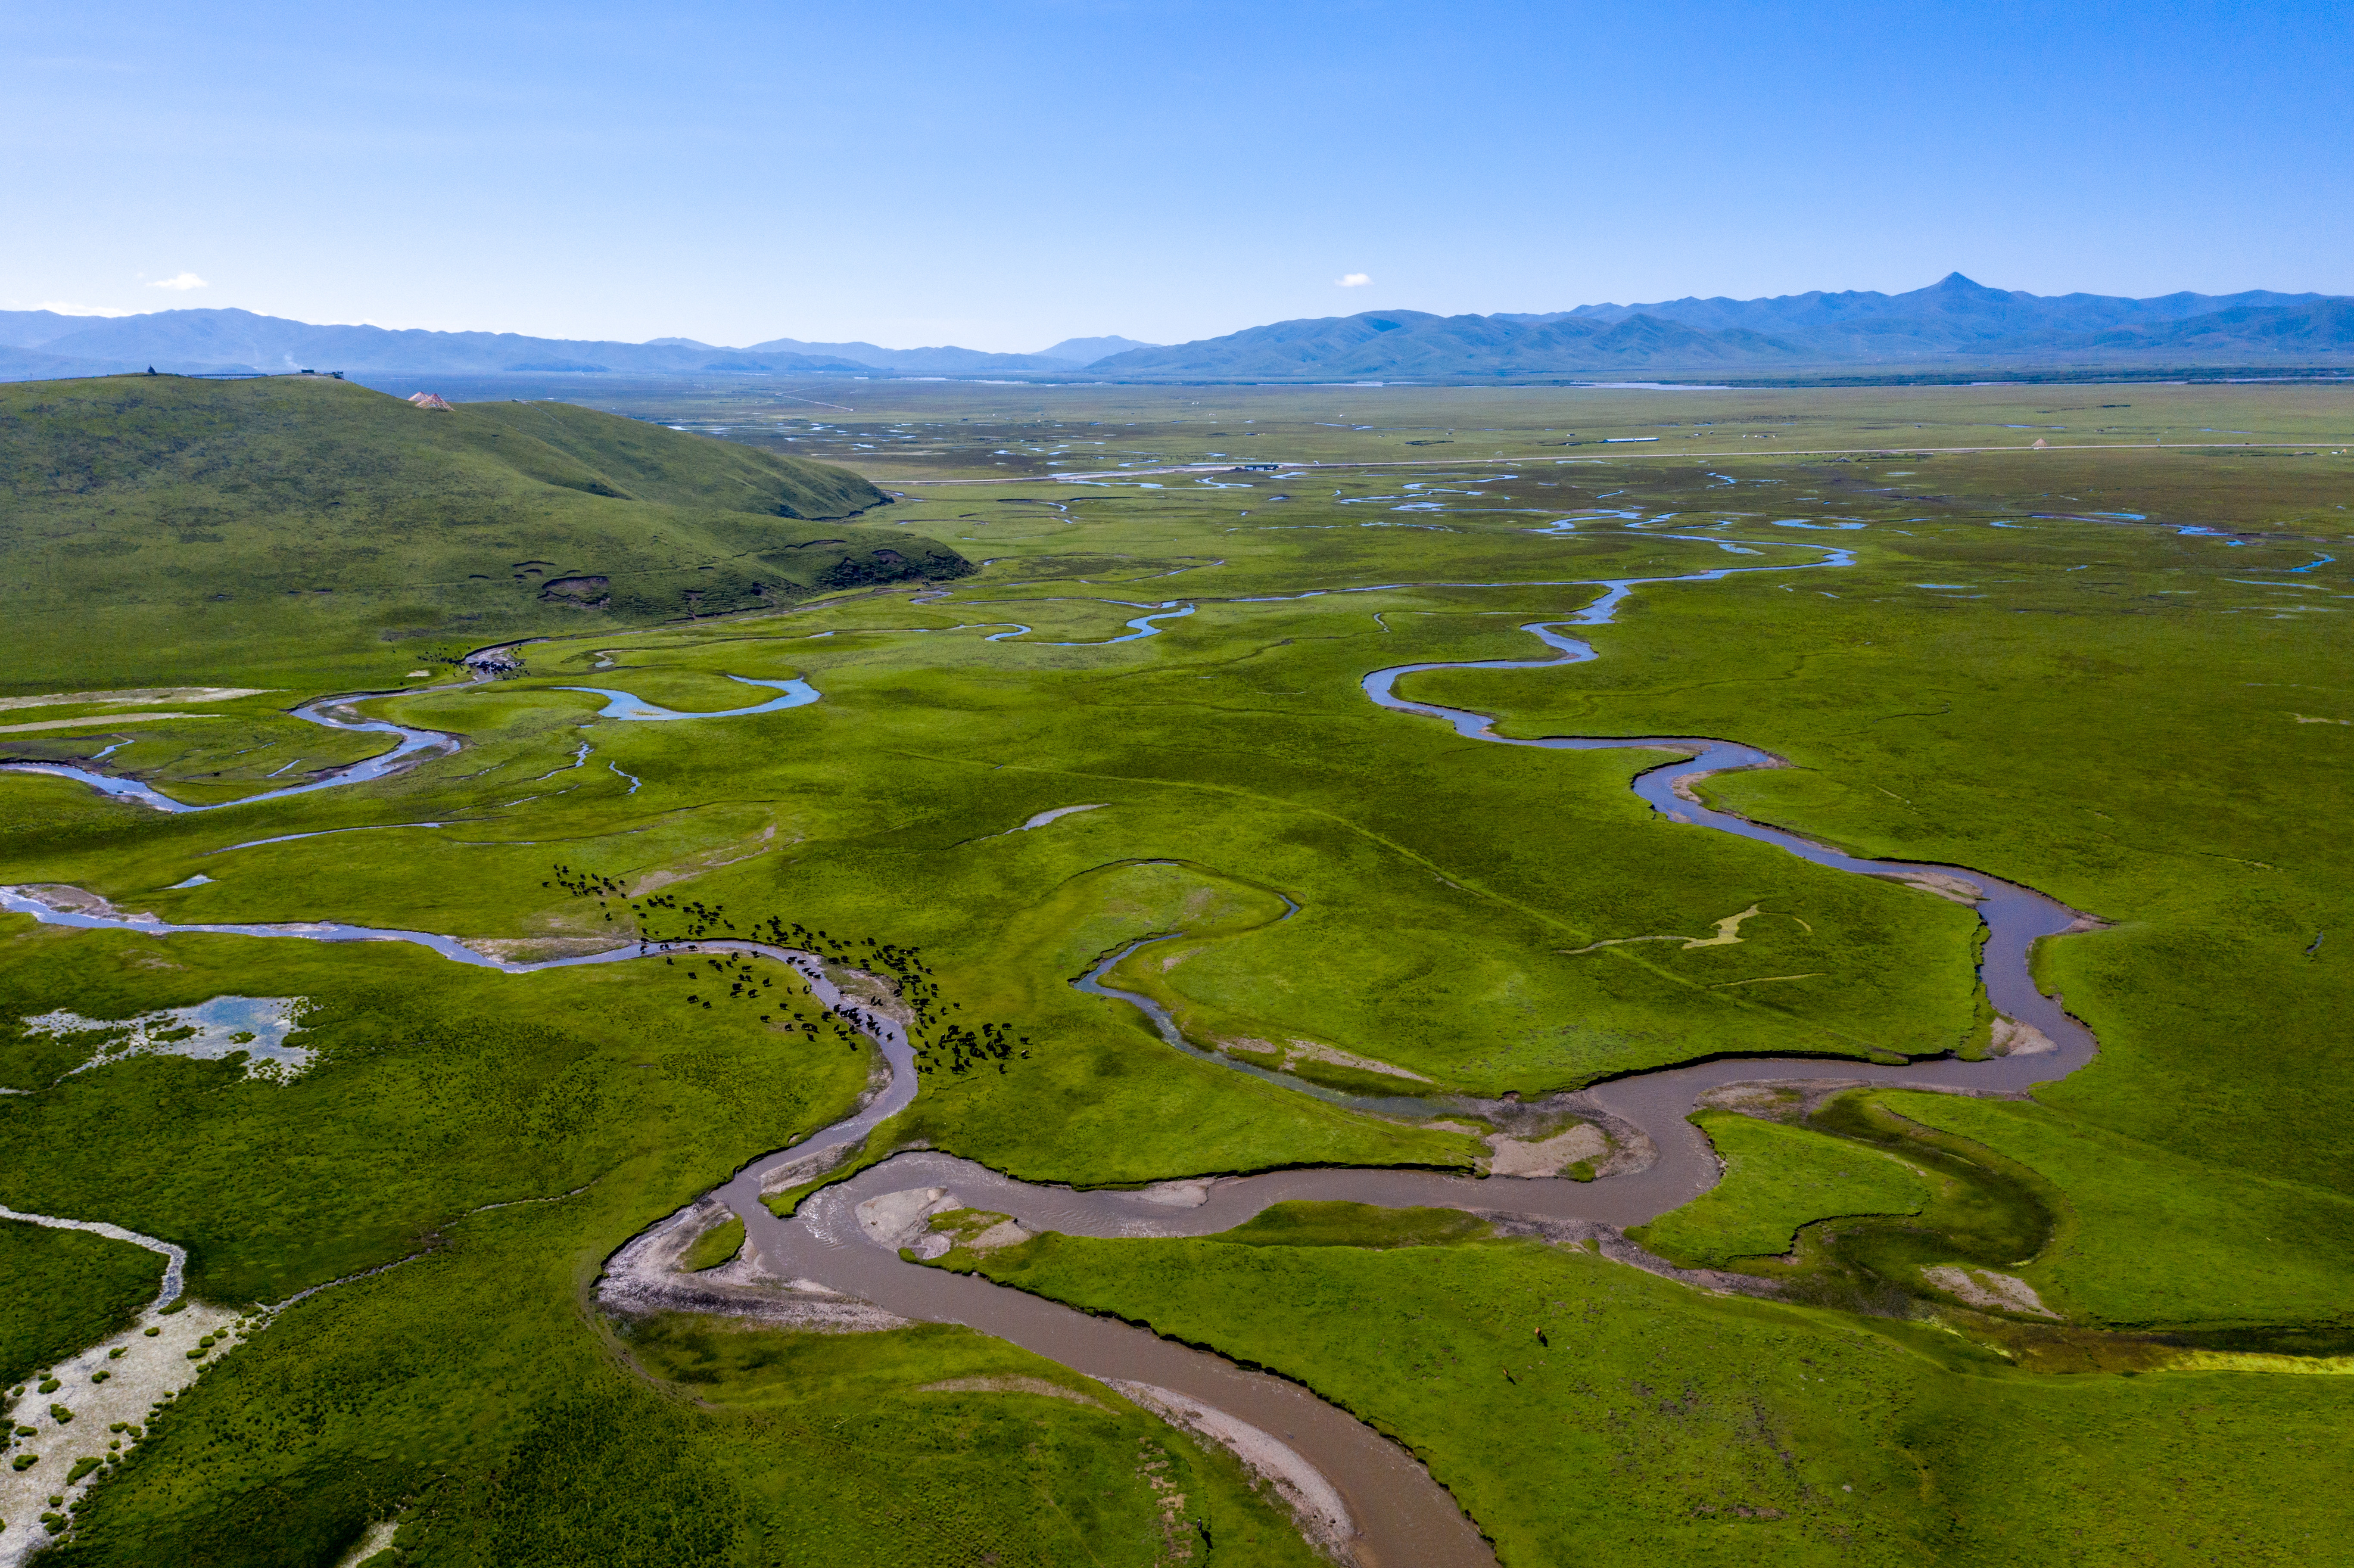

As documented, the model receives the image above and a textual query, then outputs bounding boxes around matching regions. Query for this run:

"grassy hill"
[0,375,968,691]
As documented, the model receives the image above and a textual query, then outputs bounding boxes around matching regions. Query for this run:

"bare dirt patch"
[1473,1090,1655,1179]
[856,1186,963,1260]
[1,1298,243,1567]
[1108,1380,1355,1562]
[1666,753,1781,803]
[1987,1016,2059,1056]
[1133,1179,1214,1208]
[1695,1083,1804,1118]
[331,1520,399,1567]
[0,713,218,735]
[460,936,631,963]
[597,1196,905,1331]
[1879,868,1984,905]
[0,688,271,714]
[8,885,146,921]
[626,823,782,897]
[828,966,916,1029]
[1219,1034,1433,1086]
[1483,1121,1608,1177]
[1921,1264,2058,1318]
[917,1375,1106,1408]
[1562,903,1765,955]
[962,1220,1034,1253]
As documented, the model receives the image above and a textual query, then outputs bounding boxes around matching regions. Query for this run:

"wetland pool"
[1,537,2105,1568]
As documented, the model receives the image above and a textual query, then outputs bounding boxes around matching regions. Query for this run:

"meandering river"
[1,541,2099,1568]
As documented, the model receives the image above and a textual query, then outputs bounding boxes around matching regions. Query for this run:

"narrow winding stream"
[0,695,462,814]
[2,541,2101,1568]
[0,672,820,810]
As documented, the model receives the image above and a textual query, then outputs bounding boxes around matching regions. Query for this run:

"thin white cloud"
[36,302,131,317]
[146,272,209,291]
[1335,272,1373,288]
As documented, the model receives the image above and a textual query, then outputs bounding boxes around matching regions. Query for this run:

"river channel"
[2,541,2100,1568]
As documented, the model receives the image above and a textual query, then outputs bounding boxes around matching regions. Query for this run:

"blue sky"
[7,1,2350,350]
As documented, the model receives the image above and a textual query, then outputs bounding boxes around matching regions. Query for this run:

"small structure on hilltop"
[408,392,454,411]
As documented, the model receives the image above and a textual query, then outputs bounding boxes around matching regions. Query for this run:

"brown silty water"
[3,541,2104,1567]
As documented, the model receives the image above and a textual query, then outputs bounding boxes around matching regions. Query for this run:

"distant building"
[408,392,455,411]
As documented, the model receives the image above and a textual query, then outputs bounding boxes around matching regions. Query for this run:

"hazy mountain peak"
[1087,277,2352,379]
[1034,334,1161,365]
[3,280,2346,387]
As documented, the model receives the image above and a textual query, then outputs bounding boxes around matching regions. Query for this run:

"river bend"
[0,540,2102,1568]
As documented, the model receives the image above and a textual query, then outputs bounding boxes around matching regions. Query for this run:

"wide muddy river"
[3,540,2099,1568]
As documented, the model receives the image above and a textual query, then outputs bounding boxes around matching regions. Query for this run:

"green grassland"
[458,375,2354,485]
[4,377,2351,1562]
[0,921,1315,1562]
[1871,1089,2354,1329]
[1376,448,2354,1332]
[0,1221,163,1389]
[679,1215,745,1271]
[44,1191,1320,1567]
[962,1220,2354,1567]
[612,1318,1326,1568]
[1213,1199,1493,1249]
[1628,1109,1937,1269]
[0,374,965,696]
[0,921,850,1562]
[0,700,404,806]
[0,518,1999,1187]
[0,921,872,1303]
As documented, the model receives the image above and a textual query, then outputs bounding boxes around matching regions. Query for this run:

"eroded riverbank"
[0,537,2108,1567]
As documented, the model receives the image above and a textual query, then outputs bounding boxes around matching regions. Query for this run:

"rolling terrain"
[0,376,967,693]
[3,380,2350,1565]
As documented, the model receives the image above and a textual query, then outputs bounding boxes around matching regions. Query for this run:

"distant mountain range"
[0,309,1159,381]
[1091,275,2354,379]
[736,333,1157,375]
[3,278,2348,386]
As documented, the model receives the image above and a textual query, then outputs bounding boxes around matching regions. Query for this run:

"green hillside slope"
[0,375,968,691]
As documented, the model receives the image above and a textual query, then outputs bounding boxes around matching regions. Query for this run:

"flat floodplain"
[3,376,2351,1564]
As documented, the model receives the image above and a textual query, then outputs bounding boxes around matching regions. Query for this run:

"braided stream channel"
[3,542,2101,1568]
